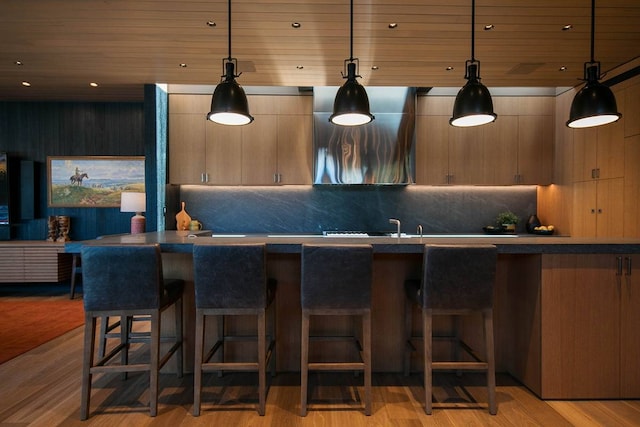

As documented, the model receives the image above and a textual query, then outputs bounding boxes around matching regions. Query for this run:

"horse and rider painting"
[47,156,144,207]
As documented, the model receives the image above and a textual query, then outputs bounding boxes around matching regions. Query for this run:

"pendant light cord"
[227,0,232,61]
[470,0,475,62]
[349,0,354,62]
[590,0,595,63]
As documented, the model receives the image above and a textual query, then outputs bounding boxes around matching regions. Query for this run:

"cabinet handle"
[591,169,596,179]
[626,257,632,276]
[616,256,623,276]
[591,208,596,214]
[201,173,205,183]
[273,173,278,183]
[597,208,603,214]
[596,168,600,179]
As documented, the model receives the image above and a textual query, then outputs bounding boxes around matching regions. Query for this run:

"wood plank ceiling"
[0,0,639,102]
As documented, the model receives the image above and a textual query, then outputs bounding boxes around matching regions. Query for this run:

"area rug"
[0,299,85,364]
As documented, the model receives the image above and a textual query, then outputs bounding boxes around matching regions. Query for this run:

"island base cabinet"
[533,254,640,399]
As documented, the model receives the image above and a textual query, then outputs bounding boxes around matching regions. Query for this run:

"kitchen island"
[67,232,640,400]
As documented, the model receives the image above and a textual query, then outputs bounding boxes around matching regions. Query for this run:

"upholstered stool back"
[417,244,496,311]
[301,244,372,310]
[81,244,164,311]
[193,243,269,309]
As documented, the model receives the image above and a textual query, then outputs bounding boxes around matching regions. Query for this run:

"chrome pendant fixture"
[566,0,621,128]
[329,0,374,127]
[206,0,253,126]
[450,0,497,128]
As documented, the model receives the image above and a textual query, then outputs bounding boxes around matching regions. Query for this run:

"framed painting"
[48,156,145,207]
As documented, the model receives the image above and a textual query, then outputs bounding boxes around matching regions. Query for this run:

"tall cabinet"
[169,93,313,185]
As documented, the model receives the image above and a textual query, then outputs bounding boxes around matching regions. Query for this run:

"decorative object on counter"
[566,0,621,129]
[189,219,202,231]
[206,0,253,126]
[449,0,497,128]
[531,224,555,235]
[495,211,519,233]
[329,0,374,126]
[176,201,192,231]
[526,214,541,233]
[47,215,58,241]
[56,215,70,242]
[120,191,146,234]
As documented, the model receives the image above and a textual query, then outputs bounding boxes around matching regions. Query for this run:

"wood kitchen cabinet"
[169,94,312,185]
[572,178,624,237]
[415,96,552,185]
[624,134,640,237]
[538,254,640,399]
[572,96,625,183]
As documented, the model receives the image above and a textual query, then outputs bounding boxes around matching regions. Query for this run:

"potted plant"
[496,211,519,233]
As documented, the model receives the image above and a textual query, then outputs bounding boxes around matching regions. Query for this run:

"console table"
[0,241,72,283]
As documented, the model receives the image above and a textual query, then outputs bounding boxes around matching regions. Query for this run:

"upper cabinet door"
[415,115,449,185]
[169,113,206,184]
[482,115,518,185]
[241,115,278,185]
[518,115,554,185]
[205,121,242,185]
[277,114,312,185]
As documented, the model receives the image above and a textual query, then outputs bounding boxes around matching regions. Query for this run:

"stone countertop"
[65,231,640,255]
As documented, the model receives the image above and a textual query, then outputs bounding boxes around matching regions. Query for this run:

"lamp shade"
[567,80,621,128]
[120,192,146,234]
[450,65,497,127]
[120,192,146,213]
[207,62,253,126]
[330,62,374,126]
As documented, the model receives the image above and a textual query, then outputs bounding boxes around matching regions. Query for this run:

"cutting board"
[175,201,191,231]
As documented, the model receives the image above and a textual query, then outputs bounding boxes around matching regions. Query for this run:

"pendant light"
[206,0,253,126]
[450,0,497,127]
[566,0,621,128]
[329,0,374,127]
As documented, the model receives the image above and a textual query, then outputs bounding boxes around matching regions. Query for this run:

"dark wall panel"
[0,101,145,241]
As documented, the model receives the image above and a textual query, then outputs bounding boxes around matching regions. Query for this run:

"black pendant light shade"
[330,62,374,126]
[566,67,621,129]
[450,62,497,127]
[207,61,253,126]
[566,0,621,128]
[330,0,374,127]
[206,0,253,126]
[450,0,496,128]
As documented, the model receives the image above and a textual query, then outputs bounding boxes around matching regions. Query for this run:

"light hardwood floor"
[1,289,639,426]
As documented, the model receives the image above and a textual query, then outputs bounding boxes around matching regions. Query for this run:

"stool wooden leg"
[363,310,372,416]
[300,311,310,417]
[484,310,497,415]
[422,308,433,415]
[80,315,96,421]
[258,310,266,416]
[193,310,204,416]
[149,312,160,417]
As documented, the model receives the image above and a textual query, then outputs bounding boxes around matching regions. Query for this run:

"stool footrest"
[308,362,365,371]
[202,362,260,371]
[432,361,488,370]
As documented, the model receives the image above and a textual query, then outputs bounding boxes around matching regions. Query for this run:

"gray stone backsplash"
[175,185,537,235]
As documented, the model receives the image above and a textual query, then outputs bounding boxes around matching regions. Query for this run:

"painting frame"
[47,156,145,208]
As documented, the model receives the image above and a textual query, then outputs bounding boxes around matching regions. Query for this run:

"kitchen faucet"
[389,218,401,241]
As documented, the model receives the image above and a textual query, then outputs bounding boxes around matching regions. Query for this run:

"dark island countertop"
[65,231,640,255]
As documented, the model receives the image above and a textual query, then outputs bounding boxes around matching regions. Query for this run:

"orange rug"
[0,299,85,364]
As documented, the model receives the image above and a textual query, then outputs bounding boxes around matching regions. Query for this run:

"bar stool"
[79,244,184,419]
[300,244,373,416]
[404,244,497,415]
[192,243,276,416]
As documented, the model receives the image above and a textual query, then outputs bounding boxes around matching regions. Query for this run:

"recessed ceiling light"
[292,22,301,28]
[89,82,98,87]
[206,21,216,27]
[22,81,31,87]
[296,65,304,69]
[484,24,494,30]
[388,23,397,29]
[559,66,567,71]
[446,66,454,71]
[371,65,379,70]
[15,60,23,66]
[179,63,188,68]
[562,24,573,31]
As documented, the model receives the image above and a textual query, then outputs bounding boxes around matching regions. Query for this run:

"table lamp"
[120,192,146,234]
